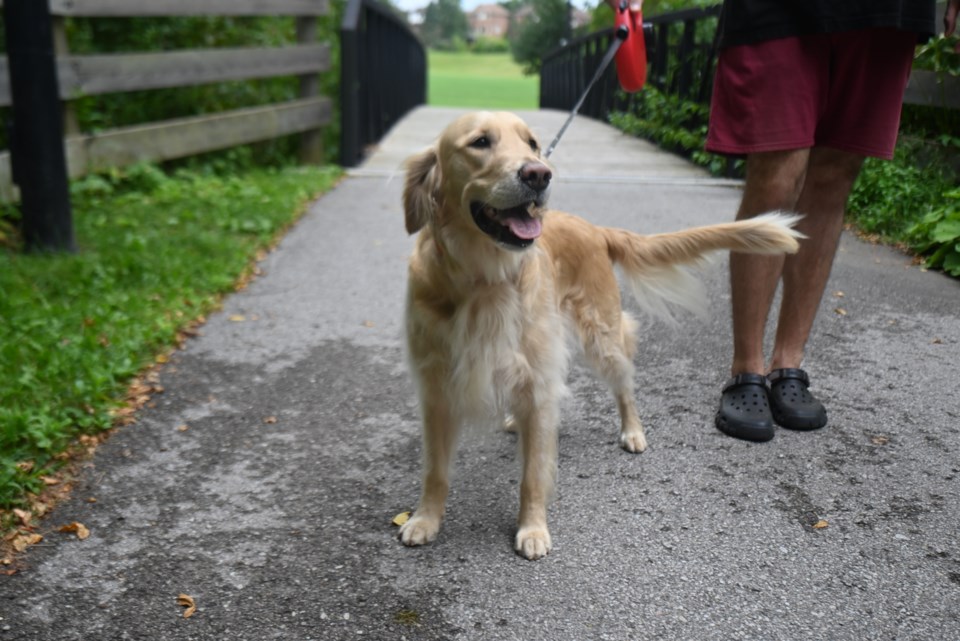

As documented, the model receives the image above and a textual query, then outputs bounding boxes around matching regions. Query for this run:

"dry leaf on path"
[229,315,246,322]
[834,308,847,316]
[392,511,411,527]
[177,594,197,618]
[812,519,829,529]
[59,522,91,540]
[12,533,43,552]
[264,416,278,425]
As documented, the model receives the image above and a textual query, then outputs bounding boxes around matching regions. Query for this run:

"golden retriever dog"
[399,111,800,560]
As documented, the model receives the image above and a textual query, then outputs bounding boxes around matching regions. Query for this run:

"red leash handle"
[614,2,646,92]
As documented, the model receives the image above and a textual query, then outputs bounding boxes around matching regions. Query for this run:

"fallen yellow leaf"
[177,594,197,619]
[392,511,411,527]
[812,519,829,529]
[176,424,189,432]
[229,315,246,322]
[39,476,60,486]
[59,522,90,540]
[264,416,278,425]
[12,509,32,527]
[155,354,169,364]
[871,435,890,446]
[834,308,847,316]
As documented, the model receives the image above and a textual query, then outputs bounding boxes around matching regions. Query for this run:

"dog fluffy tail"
[602,212,803,324]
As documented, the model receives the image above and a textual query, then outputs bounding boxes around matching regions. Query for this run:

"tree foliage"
[510,0,573,74]
[420,0,470,50]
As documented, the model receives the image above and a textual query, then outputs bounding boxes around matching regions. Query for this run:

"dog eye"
[529,139,539,152]
[469,136,491,149]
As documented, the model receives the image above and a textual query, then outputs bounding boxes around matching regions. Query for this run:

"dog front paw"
[515,526,552,560]
[620,430,648,453]
[399,514,441,547]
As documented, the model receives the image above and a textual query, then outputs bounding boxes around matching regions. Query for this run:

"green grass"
[428,50,539,109]
[0,164,341,511]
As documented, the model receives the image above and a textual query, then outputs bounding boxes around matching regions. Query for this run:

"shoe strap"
[767,368,810,386]
[722,372,768,393]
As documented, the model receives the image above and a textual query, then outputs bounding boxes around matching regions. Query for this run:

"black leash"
[544,24,630,159]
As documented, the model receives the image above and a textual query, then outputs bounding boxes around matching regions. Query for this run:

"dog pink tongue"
[506,216,542,240]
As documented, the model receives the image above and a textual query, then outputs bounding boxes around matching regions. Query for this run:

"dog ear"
[403,147,440,235]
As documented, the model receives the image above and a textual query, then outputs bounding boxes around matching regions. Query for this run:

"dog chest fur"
[406,251,568,423]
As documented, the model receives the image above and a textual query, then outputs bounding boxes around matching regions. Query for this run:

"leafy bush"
[471,36,510,53]
[846,141,954,239]
[608,86,739,176]
[907,187,960,275]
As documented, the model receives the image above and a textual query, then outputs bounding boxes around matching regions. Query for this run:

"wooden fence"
[0,0,332,204]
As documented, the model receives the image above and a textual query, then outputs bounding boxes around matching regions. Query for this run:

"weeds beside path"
[0,165,342,523]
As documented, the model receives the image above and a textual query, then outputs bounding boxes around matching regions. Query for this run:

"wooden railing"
[0,0,332,206]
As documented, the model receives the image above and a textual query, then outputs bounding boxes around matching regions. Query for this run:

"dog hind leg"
[595,312,646,453]
[573,298,647,453]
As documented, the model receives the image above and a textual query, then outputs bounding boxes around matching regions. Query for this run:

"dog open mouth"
[470,202,543,249]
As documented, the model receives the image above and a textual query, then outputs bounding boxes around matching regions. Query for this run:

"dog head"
[404,111,552,253]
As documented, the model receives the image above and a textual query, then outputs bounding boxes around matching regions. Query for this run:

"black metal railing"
[540,5,721,120]
[340,0,427,167]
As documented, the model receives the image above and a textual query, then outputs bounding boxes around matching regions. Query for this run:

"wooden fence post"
[52,15,82,138]
[296,16,324,164]
[3,0,75,252]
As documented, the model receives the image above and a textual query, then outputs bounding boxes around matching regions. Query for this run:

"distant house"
[468,3,510,38]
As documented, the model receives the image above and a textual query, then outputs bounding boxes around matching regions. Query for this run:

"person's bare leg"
[769,147,865,371]
[729,149,810,376]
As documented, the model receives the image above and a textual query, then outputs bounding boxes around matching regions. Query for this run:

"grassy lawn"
[428,50,539,110]
[0,165,341,517]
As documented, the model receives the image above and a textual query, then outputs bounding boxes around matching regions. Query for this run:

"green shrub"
[608,86,738,176]
[471,36,510,53]
[907,187,960,276]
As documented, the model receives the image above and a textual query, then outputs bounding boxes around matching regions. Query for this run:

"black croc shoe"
[767,368,827,430]
[715,373,775,442]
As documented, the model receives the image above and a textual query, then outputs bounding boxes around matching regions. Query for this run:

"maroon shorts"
[706,28,918,159]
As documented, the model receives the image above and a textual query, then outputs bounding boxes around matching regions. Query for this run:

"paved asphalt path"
[2,107,959,641]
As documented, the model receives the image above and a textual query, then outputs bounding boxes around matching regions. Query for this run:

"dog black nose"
[519,162,552,191]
